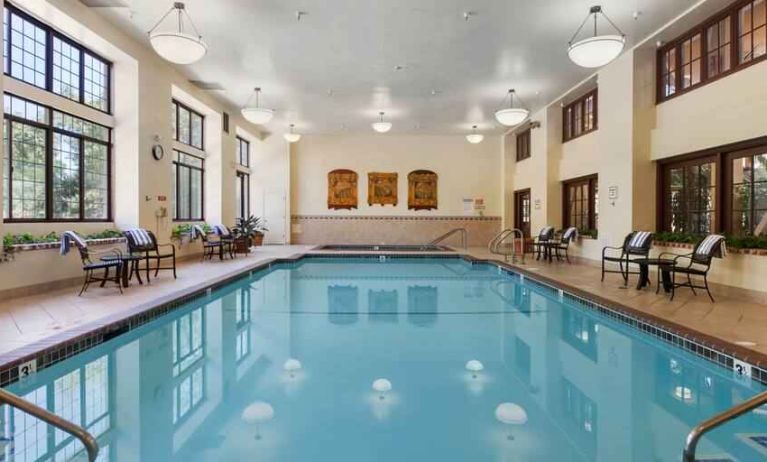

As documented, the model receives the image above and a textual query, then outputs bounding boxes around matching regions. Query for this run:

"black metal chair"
[213,224,235,259]
[194,225,224,261]
[659,234,726,302]
[124,228,177,283]
[60,231,123,296]
[552,227,578,263]
[532,226,555,261]
[601,231,653,285]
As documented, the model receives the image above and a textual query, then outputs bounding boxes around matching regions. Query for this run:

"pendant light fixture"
[372,112,392,133]
[148,2,207,65]
[466,125,484,144]
[494,89,529,127]
[284,124,301,143]
[241,88,274,125]
[567,5,626,68]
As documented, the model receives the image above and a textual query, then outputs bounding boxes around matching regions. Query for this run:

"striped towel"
[695,234,727,259]
[539,226,554,240]
[192,225,207,240]
[126,228,153,247]
[562,227,578,241]
[628,231,652,250]
[60,231,87,255]
[213,225,232,237]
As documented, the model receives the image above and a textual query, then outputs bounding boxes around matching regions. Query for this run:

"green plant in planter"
[172,223,211,240]
[233,215,269,245]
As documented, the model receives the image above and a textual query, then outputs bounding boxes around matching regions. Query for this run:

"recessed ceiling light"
[394,65,404,71]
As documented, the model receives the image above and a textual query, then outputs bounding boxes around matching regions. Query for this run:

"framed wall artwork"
[408,170,438,210]
[368,172,398,206]
[327,169,358,209]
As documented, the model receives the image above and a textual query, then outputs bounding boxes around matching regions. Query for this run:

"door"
[263,189,286,244]
[514,189,531,237]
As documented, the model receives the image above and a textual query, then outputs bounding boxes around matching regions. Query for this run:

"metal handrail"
[682,389,767,462]
[429,228,468,250]
[489,228,525,263]
[0,387,99,461]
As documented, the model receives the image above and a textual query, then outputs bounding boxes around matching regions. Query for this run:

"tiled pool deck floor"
[1,245,767,370]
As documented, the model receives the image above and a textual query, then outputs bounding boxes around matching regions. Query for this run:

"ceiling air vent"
[189,80,225,91]
[78,0,128,7]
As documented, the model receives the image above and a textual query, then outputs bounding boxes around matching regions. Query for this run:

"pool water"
[2,257,766,462]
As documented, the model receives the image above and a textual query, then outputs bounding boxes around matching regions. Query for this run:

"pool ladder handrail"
[0,387,99,461]
[428,228,467,250]
[682,389,767,462]
[489,228,525,263]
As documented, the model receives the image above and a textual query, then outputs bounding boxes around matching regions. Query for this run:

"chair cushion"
[84,261,121,270]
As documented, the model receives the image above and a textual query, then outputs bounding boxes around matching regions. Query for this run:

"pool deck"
[1,245,767,373]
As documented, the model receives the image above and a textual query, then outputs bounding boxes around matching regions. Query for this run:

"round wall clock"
[151,144,165,161]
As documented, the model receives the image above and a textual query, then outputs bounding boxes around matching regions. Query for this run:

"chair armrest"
[157,242,176,255]
[602,246,624,258]
[92,247,123,259]
[668,253,694,268]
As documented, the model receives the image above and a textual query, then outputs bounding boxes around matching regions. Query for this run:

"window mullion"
[45,119,53,220]
[79,137,85,220]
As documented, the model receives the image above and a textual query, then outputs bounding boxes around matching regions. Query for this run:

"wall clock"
[152,144,165,161]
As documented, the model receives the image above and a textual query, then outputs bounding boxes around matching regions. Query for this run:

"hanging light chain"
[148,2,204,39]
[568,5,625,46]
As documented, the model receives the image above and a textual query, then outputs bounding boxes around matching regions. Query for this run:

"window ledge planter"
[6,237,126,253]
[653,240,767,256]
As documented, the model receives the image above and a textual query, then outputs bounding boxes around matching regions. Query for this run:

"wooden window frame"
[236,170,250,220]
[4,3,112,113]
[3,93,112,223]
[657,0,767,104]
[562,89,598,143]
[172,150,205,222]
[172,99,205,150]
[236,136,250,167]
[656,135,767,235]
[516,128,531,162]
[562,174,598,232]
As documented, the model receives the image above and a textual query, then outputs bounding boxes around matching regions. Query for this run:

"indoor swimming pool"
[1,257,766,461]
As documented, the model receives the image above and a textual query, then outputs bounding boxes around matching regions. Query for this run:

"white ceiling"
[91,0,718,135]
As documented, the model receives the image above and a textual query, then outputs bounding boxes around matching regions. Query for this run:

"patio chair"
[124,228,177,283]
[193,225,223,261]
[60,231,123,296]
[659,234,726,302]
[552,227,578,263]
[213,224,235,259]
[601,231,653,284]
[532,226,555,261]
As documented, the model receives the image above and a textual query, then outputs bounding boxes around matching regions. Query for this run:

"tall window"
[516,128,531,161]
[173,150,204,221]
[236,136,250,167]
[3,4,111,112]
[729,149,767,235]
[661,157,718,234]
[235,171,250,221]
[3,94,110,221]
[172,100,204,150]
[658,0,766,103]
[563,175,598,232]
[562,90,597,143]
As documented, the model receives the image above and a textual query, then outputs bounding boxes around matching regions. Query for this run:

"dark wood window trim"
[172,150,205,222]
[236,136,250,167]
[657,0,767,104]
[516,128,531,162]
[513,188,531,237]
[172,99,205,151]
[3,3,112,114]
[562,89,598,143]
[562,174,598,232]
[3,93,112,223]
[236,170,250,220]
[656,135,767,235]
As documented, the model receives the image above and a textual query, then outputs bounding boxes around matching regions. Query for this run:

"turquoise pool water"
[2,257,766,462]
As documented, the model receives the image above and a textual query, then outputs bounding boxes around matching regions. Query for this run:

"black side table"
[632,258,675,292]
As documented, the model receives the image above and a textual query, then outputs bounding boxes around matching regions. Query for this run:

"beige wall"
[291,134,503,217]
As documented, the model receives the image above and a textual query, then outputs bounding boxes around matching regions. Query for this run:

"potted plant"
[234,215,269,250]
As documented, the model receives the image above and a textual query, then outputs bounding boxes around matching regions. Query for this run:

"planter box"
[8,237,126,253]
[653,241,767,256]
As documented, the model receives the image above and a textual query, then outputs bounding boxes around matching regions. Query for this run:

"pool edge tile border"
[1,252,765,389]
